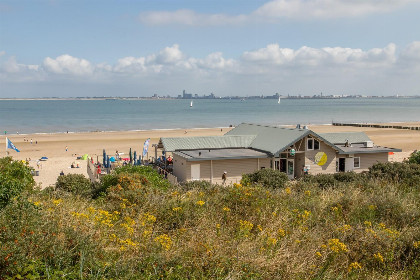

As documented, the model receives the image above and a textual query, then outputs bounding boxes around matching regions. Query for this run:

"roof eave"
[338,148,402,155]
[272,130,312,157]
[186,155,269,161]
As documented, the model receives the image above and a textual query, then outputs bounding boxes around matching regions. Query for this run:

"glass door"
[287,159,294,179]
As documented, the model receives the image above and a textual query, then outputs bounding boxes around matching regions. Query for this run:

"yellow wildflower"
[285,187,292,194]
[304,190,311,196]
[364,221,372,227]
[368,204,377,210]
[315,251,322,257]
[196,200,205,206]
[172,207,182,212]
[373,252,384,263]
[52,199,62,206]
[239,220,253,231]
[223,207,231,212]
[337,224,352,232]
[33,201,41,206]
[348,262,362,272]
[414,241,420,248]
[267,237,278,246]
[328,238,348,253]
[277,228,286,237]
[141,213,157,226]
[257,225,263,232]
[143,230,152,238]
[154,234,172,251]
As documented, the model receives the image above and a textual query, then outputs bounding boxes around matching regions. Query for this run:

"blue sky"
[1,0,420,97]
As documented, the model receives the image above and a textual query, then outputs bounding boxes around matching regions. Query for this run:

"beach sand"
[1,124,419,188]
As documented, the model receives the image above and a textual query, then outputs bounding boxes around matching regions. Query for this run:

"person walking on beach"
[222,171,227,185]
[30,139,33,144]
[65,146,68,152]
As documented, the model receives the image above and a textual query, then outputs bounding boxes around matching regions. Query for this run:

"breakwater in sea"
[333,123,420,130]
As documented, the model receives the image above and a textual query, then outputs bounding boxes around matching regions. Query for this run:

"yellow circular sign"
[314,152,327,166]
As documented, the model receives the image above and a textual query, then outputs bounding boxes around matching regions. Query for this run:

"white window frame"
[354,157,360,168]
[307,137,320,151]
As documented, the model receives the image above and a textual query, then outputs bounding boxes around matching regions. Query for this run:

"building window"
[354,157,360,168]
[307,137,320,150]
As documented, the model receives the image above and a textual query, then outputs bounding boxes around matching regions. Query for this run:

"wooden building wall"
[173,156,270,184]
[304,137,337,175]
[353,152,389,172]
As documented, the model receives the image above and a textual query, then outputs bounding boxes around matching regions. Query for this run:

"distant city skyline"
[1,0,420,97]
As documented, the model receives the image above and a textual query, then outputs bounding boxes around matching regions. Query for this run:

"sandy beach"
[1,124,419,188]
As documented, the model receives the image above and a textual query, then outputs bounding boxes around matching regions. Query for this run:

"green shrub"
[301,173,336,189]
[333,171,364,182]
[183,180,213,190]
[0,157,35,209]
[368,162,420,187]
[407,150,420,164]
[114,165,171,190]
[242,168,289,188]
[55,174,92,196]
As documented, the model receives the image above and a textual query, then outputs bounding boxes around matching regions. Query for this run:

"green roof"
[225,123,311,156]
[319,132,371,144]
[161,135,256,152]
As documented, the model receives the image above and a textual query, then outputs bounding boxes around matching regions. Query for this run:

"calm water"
[0,98,419,134]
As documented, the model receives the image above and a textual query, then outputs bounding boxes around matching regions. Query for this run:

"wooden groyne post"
[332,123,420,130]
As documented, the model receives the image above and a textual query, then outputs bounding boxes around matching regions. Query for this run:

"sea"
[1,98,419,135]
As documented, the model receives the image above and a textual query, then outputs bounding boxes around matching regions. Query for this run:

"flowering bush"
[0,157,35,209]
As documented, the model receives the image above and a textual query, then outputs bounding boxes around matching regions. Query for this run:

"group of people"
[23,138,37,144]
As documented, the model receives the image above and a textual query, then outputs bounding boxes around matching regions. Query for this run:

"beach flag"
[142,138,150,157]
[6,137,20,152]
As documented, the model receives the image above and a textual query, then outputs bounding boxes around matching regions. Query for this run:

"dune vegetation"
[1,154,420,279]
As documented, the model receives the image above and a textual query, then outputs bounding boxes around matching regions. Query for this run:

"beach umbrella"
[110,157,116,162]
[40,156,48,161]
[103,149,106,167]
[133,151,137,165]
[129,148,133,165]
[81,154,89,160]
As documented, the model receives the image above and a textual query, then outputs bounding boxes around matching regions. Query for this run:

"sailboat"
[278,97,281,104]
[190,101,193,107]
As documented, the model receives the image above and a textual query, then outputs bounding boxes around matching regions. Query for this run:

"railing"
[155,166,178,185]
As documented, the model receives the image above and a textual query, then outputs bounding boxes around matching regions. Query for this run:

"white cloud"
[139,9,247,26]
[2,56,39,73]
[43,54,94,75]
[241,43,397,68]
[155,44,184,64]
[253,0,416,20]
[0,51,6,57]
[399,41,420,61]
[138,0,419,26]
[1,42,420,96]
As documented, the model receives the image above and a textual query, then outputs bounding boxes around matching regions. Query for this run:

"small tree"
[0,157,35,209]
[55,174,92,196]
[242,168,289,189]
[407,150,420,164]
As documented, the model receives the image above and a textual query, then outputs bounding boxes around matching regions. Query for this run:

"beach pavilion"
[156,123,401,185]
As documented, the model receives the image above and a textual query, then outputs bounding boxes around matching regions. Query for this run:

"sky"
[0,0,420,98]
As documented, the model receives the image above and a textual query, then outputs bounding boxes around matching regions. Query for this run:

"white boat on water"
[278,97,281,104]
[190,101,193,107]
